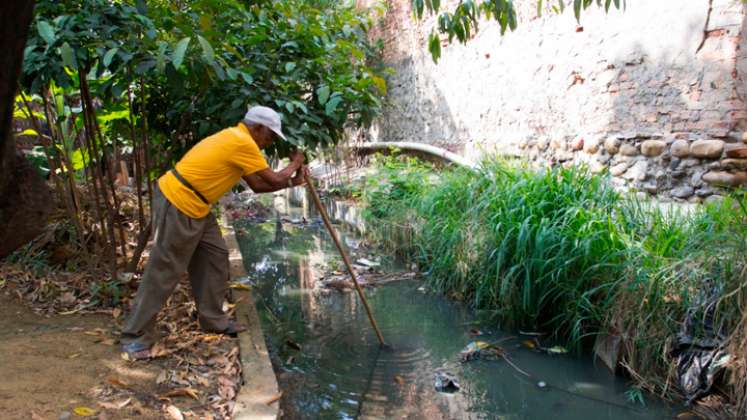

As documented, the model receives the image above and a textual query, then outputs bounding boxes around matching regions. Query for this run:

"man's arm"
[243,165,308,193]
[245,151,304,191]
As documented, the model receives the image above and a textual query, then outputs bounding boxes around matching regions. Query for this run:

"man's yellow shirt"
[158,123,269,218]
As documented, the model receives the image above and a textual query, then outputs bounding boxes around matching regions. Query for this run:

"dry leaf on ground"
[165,404,184,420]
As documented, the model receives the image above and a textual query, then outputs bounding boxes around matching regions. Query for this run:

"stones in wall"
[515,133,747,201]
[362,0,747,201]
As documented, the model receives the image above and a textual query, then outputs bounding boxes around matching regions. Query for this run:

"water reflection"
[234,203,676,420]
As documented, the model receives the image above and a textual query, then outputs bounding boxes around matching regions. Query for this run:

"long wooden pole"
[303,173,386,347]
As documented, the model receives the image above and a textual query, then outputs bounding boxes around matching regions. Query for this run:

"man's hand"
[292,166,309,187]
[290,150,305,164]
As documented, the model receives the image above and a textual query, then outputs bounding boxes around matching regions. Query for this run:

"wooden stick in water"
[303,173,387,347]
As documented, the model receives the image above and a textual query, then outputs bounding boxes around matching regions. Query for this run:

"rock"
[641,140,666,157]
[518,139,528,149]
[570,136,584,151]
[696,187,717,197]
[59,412,72,420]
[721,159,747,170]
[706,161,722,170]
[610,163,628,177]
[670,140,690,158]
[597,153,611,164]
[537,136,549,151]
[643,182,658,194]
[624,160,648,181]
[742,132,747,143]
[690,140,725,159]
[604,137,621,155]
[670,186,694,199]
[681,158,700,168]
[620,144,639,156]
[550,138,564,150]
[691,169,706,188]
[725,145,747,158]
[556,151,574,162]
[584,137,601,154]
[705,195,725,205]
[702,171,747,186]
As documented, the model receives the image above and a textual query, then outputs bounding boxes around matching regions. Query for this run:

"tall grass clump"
[361,154,747,404]
[363,156,628,345]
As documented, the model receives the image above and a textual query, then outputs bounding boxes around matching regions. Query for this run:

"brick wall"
[361,0,747,201]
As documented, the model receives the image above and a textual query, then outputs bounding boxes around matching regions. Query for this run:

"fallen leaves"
[72,406,97,416]
[96,281,244,420]
[106,375,129,389]
[161,387,200,400]
[264,392,282,405]
[98,398,131,410]
[165,404,184,420]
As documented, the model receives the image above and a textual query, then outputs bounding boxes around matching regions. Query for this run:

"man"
[122,105,307,359]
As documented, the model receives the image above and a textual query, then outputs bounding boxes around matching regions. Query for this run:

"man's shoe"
[218,321,247,337]
[121,342,152,360]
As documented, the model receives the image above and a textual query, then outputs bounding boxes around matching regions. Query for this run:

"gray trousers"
[121,185,230,346]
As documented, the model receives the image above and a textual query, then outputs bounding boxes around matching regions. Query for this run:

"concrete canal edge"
[221,215,280,419]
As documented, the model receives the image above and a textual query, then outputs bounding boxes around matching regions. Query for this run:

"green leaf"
[59,42,76,70]
[38,21,55,45]
[371,75,387,95]
[156,41,168,72]
[428,32,441,63]
[317,85,330,105]
[103,47,118,67]
[197,35,215,62]
[325,96,343,115]
[285,62,296,73]
[239,71,254,84]
[19,128,39,137]
[285,102,295,113]
[573,0,582,21]
[172,37,191,69]
[199,14,212,32]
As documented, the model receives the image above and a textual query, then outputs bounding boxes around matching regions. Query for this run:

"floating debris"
[434,372,460,393]
[356,258,380,268]
[460,341,505,362]
[544,346,568,355]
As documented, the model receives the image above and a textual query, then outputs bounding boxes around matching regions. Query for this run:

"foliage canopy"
[22,0,387,159]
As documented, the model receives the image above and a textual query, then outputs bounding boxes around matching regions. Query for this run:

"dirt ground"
[0,285,242,420]
[0,292,162,419]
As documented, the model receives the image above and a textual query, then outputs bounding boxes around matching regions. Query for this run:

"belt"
[170,169,209,205]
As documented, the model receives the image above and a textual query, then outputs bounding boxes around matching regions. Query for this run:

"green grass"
[361,154,747,398]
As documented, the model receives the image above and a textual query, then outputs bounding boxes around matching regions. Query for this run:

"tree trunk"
[0,1,51,259]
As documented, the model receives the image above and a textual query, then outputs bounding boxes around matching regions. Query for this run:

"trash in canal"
[460,341,506,362]
[434,372,460,393]
[285,339,302,351]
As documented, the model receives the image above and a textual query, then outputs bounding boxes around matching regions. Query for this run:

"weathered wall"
[362,0,747,201]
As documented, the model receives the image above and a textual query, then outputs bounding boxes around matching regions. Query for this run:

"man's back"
[158,124,268,218]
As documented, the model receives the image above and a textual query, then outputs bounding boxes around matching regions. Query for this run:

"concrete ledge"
[221,216,279,419]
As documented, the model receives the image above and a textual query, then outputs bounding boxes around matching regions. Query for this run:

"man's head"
[242,106,287,149]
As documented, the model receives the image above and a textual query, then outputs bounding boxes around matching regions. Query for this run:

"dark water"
[234,199,676,420]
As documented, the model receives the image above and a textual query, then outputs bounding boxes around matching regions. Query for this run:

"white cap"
[243,105,287,141]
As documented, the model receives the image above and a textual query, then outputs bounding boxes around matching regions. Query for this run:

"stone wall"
[361,0,747,201]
